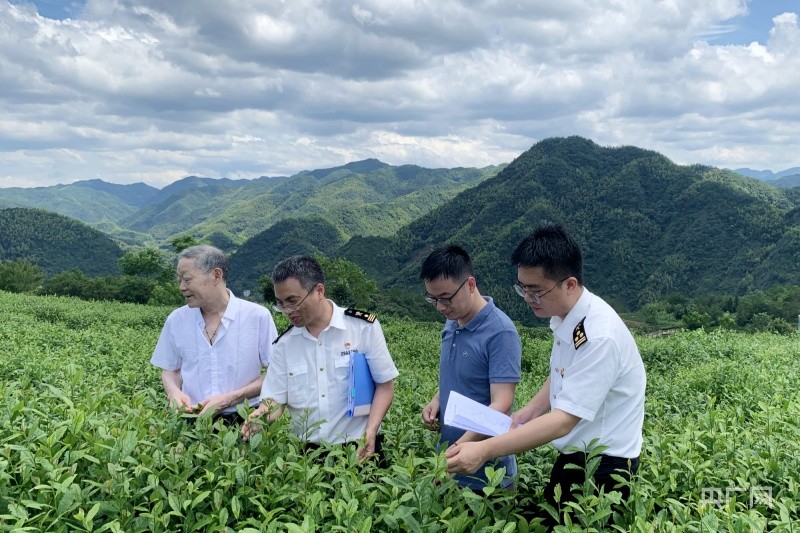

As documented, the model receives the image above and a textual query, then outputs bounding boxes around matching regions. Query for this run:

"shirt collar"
[287,299,344,337]
[195,289,237,326]
[445,296,495,332]
[328,300,347,330]
[550,288,593,342]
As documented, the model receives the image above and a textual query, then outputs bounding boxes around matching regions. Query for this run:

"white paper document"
[443,391,512,437]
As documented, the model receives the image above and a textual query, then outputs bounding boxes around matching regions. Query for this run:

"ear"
[565,277,579,291]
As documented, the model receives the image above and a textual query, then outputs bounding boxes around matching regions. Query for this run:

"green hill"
[123,162,503,247]
[0,183,140,226]
[227,217,346,296]
[0,208,123,276]
[339,137,800,322]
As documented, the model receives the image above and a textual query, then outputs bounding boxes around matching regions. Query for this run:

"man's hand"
[197,393,234,417]
[422,397,441,431]
[357,431,377,462]
[168,391,193,412]
[240,403,270,441]
[446,441,489,475]
[511,402,546,428]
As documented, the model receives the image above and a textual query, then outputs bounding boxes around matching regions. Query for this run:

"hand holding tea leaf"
[422,394,441,431]
[197,393,232,416]
[168,391,193,412]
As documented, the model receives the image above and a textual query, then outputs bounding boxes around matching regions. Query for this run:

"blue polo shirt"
[438,297,522,489]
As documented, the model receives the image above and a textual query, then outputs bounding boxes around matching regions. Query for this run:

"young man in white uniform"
[242,255,398,463]
[446,223,646,527]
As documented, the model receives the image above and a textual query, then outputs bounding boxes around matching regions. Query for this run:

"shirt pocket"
[334,354,350,382]
[287,363,312,407]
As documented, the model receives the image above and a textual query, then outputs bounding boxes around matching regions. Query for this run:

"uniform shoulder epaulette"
[573,318,587,349]
[344,308,377,323]
[272,325,293,344]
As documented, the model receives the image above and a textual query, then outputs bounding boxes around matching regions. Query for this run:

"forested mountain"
[0,208,123,276]
[772,174,800,188]
[122,162,504,248]
[73,179,160,208]
[0,161,501,250]
[4,138,798,325]
[0,183,141,225]
[228,217,347,295]
[332,137,800,321]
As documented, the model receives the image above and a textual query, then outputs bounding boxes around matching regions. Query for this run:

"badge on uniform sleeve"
[272,325,293,345]
[345,308,376,323]
[573,318,587,349]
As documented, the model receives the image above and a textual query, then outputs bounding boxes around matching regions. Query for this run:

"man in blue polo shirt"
[420,245,522,490]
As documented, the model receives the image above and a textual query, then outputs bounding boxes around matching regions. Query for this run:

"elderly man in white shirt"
[151,245,277,423]
[242,255,398,463]
[446,223,646,528]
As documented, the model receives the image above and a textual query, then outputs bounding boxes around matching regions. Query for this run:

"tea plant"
[0,291,798,531]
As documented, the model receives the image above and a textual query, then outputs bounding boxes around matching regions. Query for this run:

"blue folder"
[347,351,375,417]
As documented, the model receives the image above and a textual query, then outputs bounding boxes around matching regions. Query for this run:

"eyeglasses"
[513,277,568,304]
[273,287,315,313]
[424,277,469,306]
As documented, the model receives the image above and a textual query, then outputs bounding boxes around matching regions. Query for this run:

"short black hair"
[272,255,325,290]
[420,245,473,282]
[511,223,583,284]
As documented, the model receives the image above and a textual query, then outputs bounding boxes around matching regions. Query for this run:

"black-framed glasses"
[513,277,568,304]
[424,277,469,306]
[273,286,315,313]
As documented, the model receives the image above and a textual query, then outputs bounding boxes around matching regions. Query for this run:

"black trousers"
[537,452,639,529]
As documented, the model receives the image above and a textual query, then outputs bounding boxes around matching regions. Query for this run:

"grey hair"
[272,255,325,290]
[178,245,229,282]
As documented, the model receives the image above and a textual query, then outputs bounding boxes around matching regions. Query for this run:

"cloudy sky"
[1,0,798,188]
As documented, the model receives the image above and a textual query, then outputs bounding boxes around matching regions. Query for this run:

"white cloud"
[1,0,799,188]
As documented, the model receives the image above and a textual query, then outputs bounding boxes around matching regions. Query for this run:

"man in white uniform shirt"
[151,245,277,424]
[446,223,646,527]
[242,255,398,463]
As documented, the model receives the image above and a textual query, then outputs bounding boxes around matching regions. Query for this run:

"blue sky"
[712,0,799,44]
[2,0,799,187]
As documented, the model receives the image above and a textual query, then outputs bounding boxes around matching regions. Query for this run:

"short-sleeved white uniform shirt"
[548,289,646,458]
[151,290,277,413]
[261,301,399,444]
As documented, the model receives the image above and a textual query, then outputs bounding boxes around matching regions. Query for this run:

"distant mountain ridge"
[732,167,800,188]
[73,179,161,208]
[0,161,503,249]
[2,140,798,323]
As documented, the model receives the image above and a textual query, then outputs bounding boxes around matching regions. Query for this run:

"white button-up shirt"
[261,301,399,444]
[151,291,277,413]
[548,289,646,458]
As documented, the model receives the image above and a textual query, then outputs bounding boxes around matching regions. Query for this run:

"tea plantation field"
[1,291,799,531]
